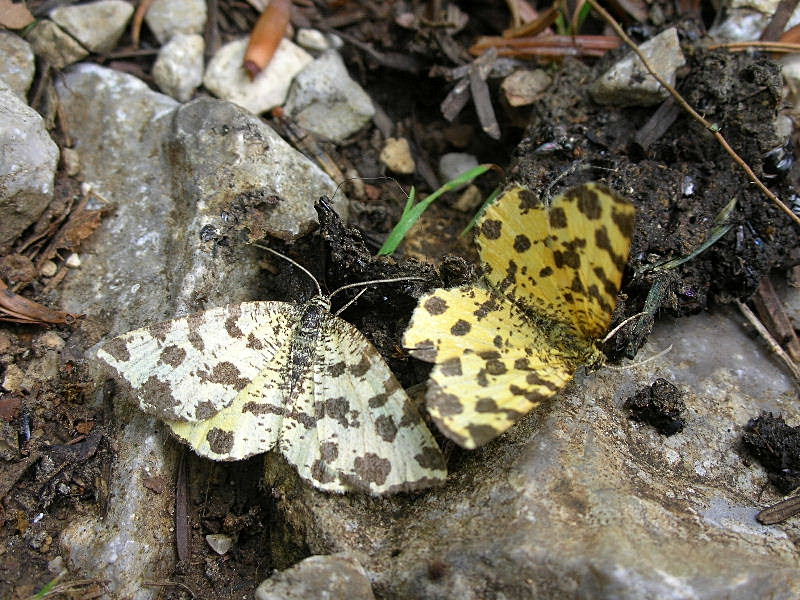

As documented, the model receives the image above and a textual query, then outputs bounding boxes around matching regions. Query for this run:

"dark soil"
[2,1,799,598]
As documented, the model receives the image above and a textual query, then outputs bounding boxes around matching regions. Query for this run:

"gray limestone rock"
[255,553,376,600]
[152,33,204,102]
[25,20,89,70]
[0,31,35,99]
[144,0,207,44]
[591,28,686,107]
[203,37,313,115]
[50,0,133,54]
[284,50,375,143]
[168,96,347,242]
[0,80,59,253]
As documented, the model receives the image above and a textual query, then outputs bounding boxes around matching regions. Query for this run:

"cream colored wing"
[476,183,635,340]
[280,314,447,494]
[404,286,588,449]
[97,301,300,423]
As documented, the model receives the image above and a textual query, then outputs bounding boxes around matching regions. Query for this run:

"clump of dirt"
[742,412,800,494]
[624,378,686,436]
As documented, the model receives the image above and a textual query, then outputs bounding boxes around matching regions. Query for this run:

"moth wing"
[287,315,447,495]
[404,286,578,449]
[477,183,635,339]
[97,301,299,423]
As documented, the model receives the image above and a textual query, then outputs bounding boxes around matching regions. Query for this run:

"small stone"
[452,184,483,212]
[255,553,376,600]
[438,152,479,186]
[36,332,65,351]
[206,533,233,555]
[590,27,686,107]
[0,331,15,354]
[0,81,60,252]
[0,254,36,286]
[47,556,65,575]
[50,0,134,54]
[144,0,207,44]
[25,20,89,71]
[3,364,24,393]
[0,31,35,99]
[203,37,313,114]
[501,69,552,107]
[152,33,204,102]
[379,137,415,174]
[65,253,81,268]
[40,260,58,278]
[284,50,376,143]
[296,28,330,52]
[61,148,80,177]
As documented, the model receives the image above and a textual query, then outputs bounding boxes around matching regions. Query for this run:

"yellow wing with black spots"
[476,183,635,339]
[404,285,593,449]
[404,183,635,449]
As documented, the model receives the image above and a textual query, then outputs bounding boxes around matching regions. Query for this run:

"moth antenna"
[252,242,323,297]
[602,311,649,344]
[328,276,425,301]
[334,287,368,317]
[605,344,673,370]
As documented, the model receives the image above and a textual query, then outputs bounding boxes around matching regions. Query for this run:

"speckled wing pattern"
[403,183,635,449]
[98,300,446,495]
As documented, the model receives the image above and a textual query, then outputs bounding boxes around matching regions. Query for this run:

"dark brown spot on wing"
[224,306,243,338]
[549,206,567,228]
[353,453,391,485]
[466,424,501,447]
[102,337,130,362]
[328,361,346,377]
[431,391,463,416]
[246,332,263,350]
[576,186,602,219]
[320,441,338,462]
[159,344,186,368]
[206,428,234,454]
[450,319,471,336]
[481,219,502,240]
[195,400,218,420]
[613,206,636,238]
[349,355,370,378]
[311,460,336,484]
[374,415,398,442]
[198,361,249,390]
[414,446,445,470]
[440,357,462,377]
[513,234,531,253]
[423,296,447,315]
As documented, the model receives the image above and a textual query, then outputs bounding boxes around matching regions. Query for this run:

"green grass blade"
[378,164,496,255]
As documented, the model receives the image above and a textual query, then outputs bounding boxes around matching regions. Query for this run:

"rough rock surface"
[144,0,207,44]
[0,80,59,252]
[0,31,35,99]
[152,32,204,102]
[204,38,313,114]
[591,27,686,107]
[255,553,376,600]
[284,50,376,142]
[24,20,89,69]
[49,0,133,54]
